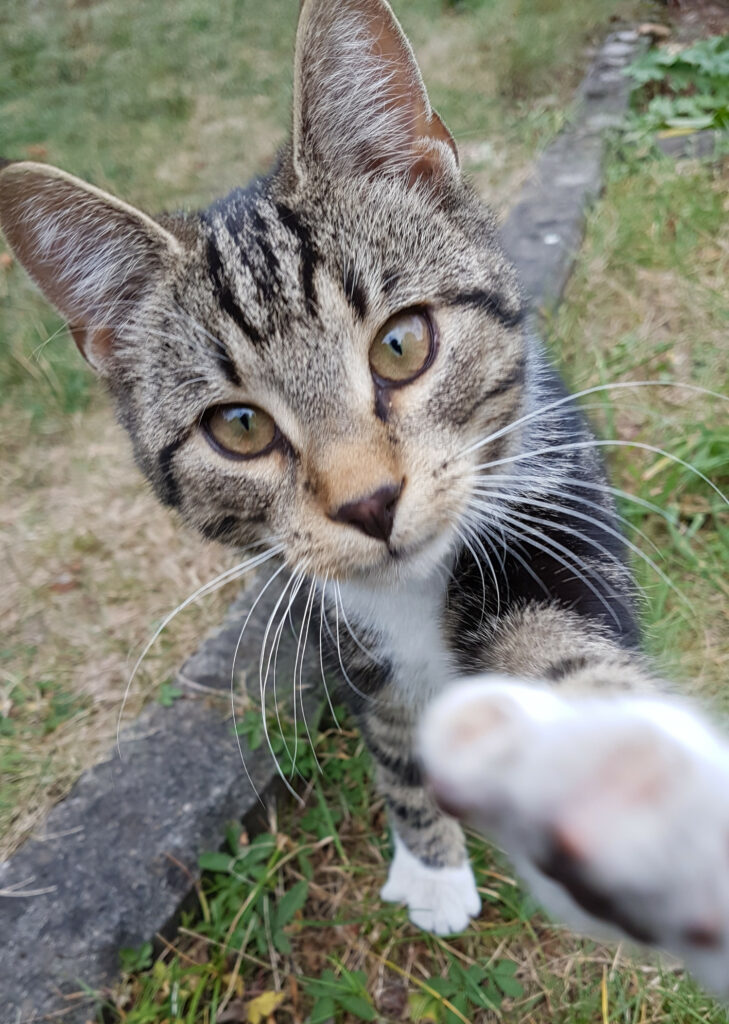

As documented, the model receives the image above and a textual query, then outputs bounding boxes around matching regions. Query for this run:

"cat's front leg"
[359,699,481,934]
[419,677,729,996]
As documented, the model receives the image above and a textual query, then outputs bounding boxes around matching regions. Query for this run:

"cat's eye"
[203,404,277,459]
[369,310,435,385]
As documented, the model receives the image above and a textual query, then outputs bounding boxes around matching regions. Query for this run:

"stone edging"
[500,29,644,311]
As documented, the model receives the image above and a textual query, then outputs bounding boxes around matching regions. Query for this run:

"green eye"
[369,311,434,384]
[204,404,277,459]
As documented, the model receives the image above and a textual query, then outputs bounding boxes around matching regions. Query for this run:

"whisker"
[461,379,729,459]
[258,569,306,802]
[260,569,305,765]
[464,520,504,619]
[294,575,322,775]
[473,472,670,547]
[471,486,682,605]
[476,439,729,508]
[31,321,71,360]
[229,560,289,803]
[318,575,341,730]
[334,582,386,666]
[478,508,627,627]
[328,587,381,707]
[462,501,553,603]
[170,300,230,354]
[117,542,283,757]
[167,375,210,397]
[450,520,490,624]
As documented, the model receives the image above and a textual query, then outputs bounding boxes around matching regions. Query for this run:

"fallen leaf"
[246,990,285,1023]
[49,571,79,593]
[223,971,245,998]
[637,22,671,40]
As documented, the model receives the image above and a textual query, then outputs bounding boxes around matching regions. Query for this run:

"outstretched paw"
[419,676,729,996]
[381,834,481,935]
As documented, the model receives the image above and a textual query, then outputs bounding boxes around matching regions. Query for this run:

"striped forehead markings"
[273,201,319,316]
[442,288,524,329]
[204,231,265,346]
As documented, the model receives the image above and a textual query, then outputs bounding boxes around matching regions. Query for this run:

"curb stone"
[1,28,644,1024]
[500,29,645,312]
[0,583,322,1023]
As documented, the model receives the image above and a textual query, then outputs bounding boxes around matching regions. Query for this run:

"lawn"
[2,0,728,1021]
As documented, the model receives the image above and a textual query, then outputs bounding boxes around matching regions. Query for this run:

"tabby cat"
[2,0,728,995]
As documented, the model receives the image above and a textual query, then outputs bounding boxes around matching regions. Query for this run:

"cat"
[1,0,728,997]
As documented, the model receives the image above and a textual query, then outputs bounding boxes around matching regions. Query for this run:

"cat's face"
[0,0,524,586]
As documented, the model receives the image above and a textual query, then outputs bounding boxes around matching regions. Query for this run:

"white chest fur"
[337,574,458,704]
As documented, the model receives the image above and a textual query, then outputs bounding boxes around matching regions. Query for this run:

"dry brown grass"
[0,397,245,856]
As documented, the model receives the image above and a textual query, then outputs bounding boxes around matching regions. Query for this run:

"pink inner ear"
[70,323,115,368]
[0,162,180,372]
[294,0,459,184]
[358,3,459,180]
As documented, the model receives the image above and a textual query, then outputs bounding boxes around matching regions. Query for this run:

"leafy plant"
[303,966,378,1022]
[408,957,523,1023]
[234,701,327,783]
[625,35,729,135]
[198,829,310,958]
[156,681,182,707]
[119,941,154,974]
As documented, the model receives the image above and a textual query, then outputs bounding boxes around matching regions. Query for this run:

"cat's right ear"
[0,162,182,373]
[292,0,459,188]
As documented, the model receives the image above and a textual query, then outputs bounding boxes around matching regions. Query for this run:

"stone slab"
[655,128,727,160]
[0,583,322,1023]
[500,30,644,311]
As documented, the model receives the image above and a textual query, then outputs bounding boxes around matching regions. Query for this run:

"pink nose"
[332,483,401,542]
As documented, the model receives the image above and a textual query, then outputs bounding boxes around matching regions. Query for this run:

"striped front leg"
[359,695,481,934]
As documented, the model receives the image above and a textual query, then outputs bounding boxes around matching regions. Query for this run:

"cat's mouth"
[381,526,455,576]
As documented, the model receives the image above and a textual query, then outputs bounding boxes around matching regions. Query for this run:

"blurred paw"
[419,676,729,996]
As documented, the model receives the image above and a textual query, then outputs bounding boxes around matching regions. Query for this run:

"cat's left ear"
[292,0,459,187]
[0,161,183,373]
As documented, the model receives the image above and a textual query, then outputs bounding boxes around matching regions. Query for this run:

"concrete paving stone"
[1,583,323,1023]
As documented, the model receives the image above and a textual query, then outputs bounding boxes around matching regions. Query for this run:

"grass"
[88,98,729,1024]
[546,148,729,703]
[93,711,729,1023]
[2,0,728,1021]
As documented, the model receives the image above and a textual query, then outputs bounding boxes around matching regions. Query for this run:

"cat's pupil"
[226,407,254,433]
[386,332,404,357]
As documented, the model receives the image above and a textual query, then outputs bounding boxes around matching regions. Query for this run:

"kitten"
[1,0,727,994]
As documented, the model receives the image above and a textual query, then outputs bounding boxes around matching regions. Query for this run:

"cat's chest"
[337,577,458,704]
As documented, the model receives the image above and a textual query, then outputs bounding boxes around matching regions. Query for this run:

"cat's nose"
[331,483,401,542]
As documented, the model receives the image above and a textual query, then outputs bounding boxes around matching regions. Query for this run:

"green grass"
[0,0,649,854]
[93,709,729,1023]
[625,34,729,136]
[0,0,644,434]
[546,149,729,700]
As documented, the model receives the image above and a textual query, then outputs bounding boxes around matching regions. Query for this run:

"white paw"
[381,833,481,935]
[419,676,729,996]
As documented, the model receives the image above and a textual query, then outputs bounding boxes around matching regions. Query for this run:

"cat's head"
[0,0,524,586]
